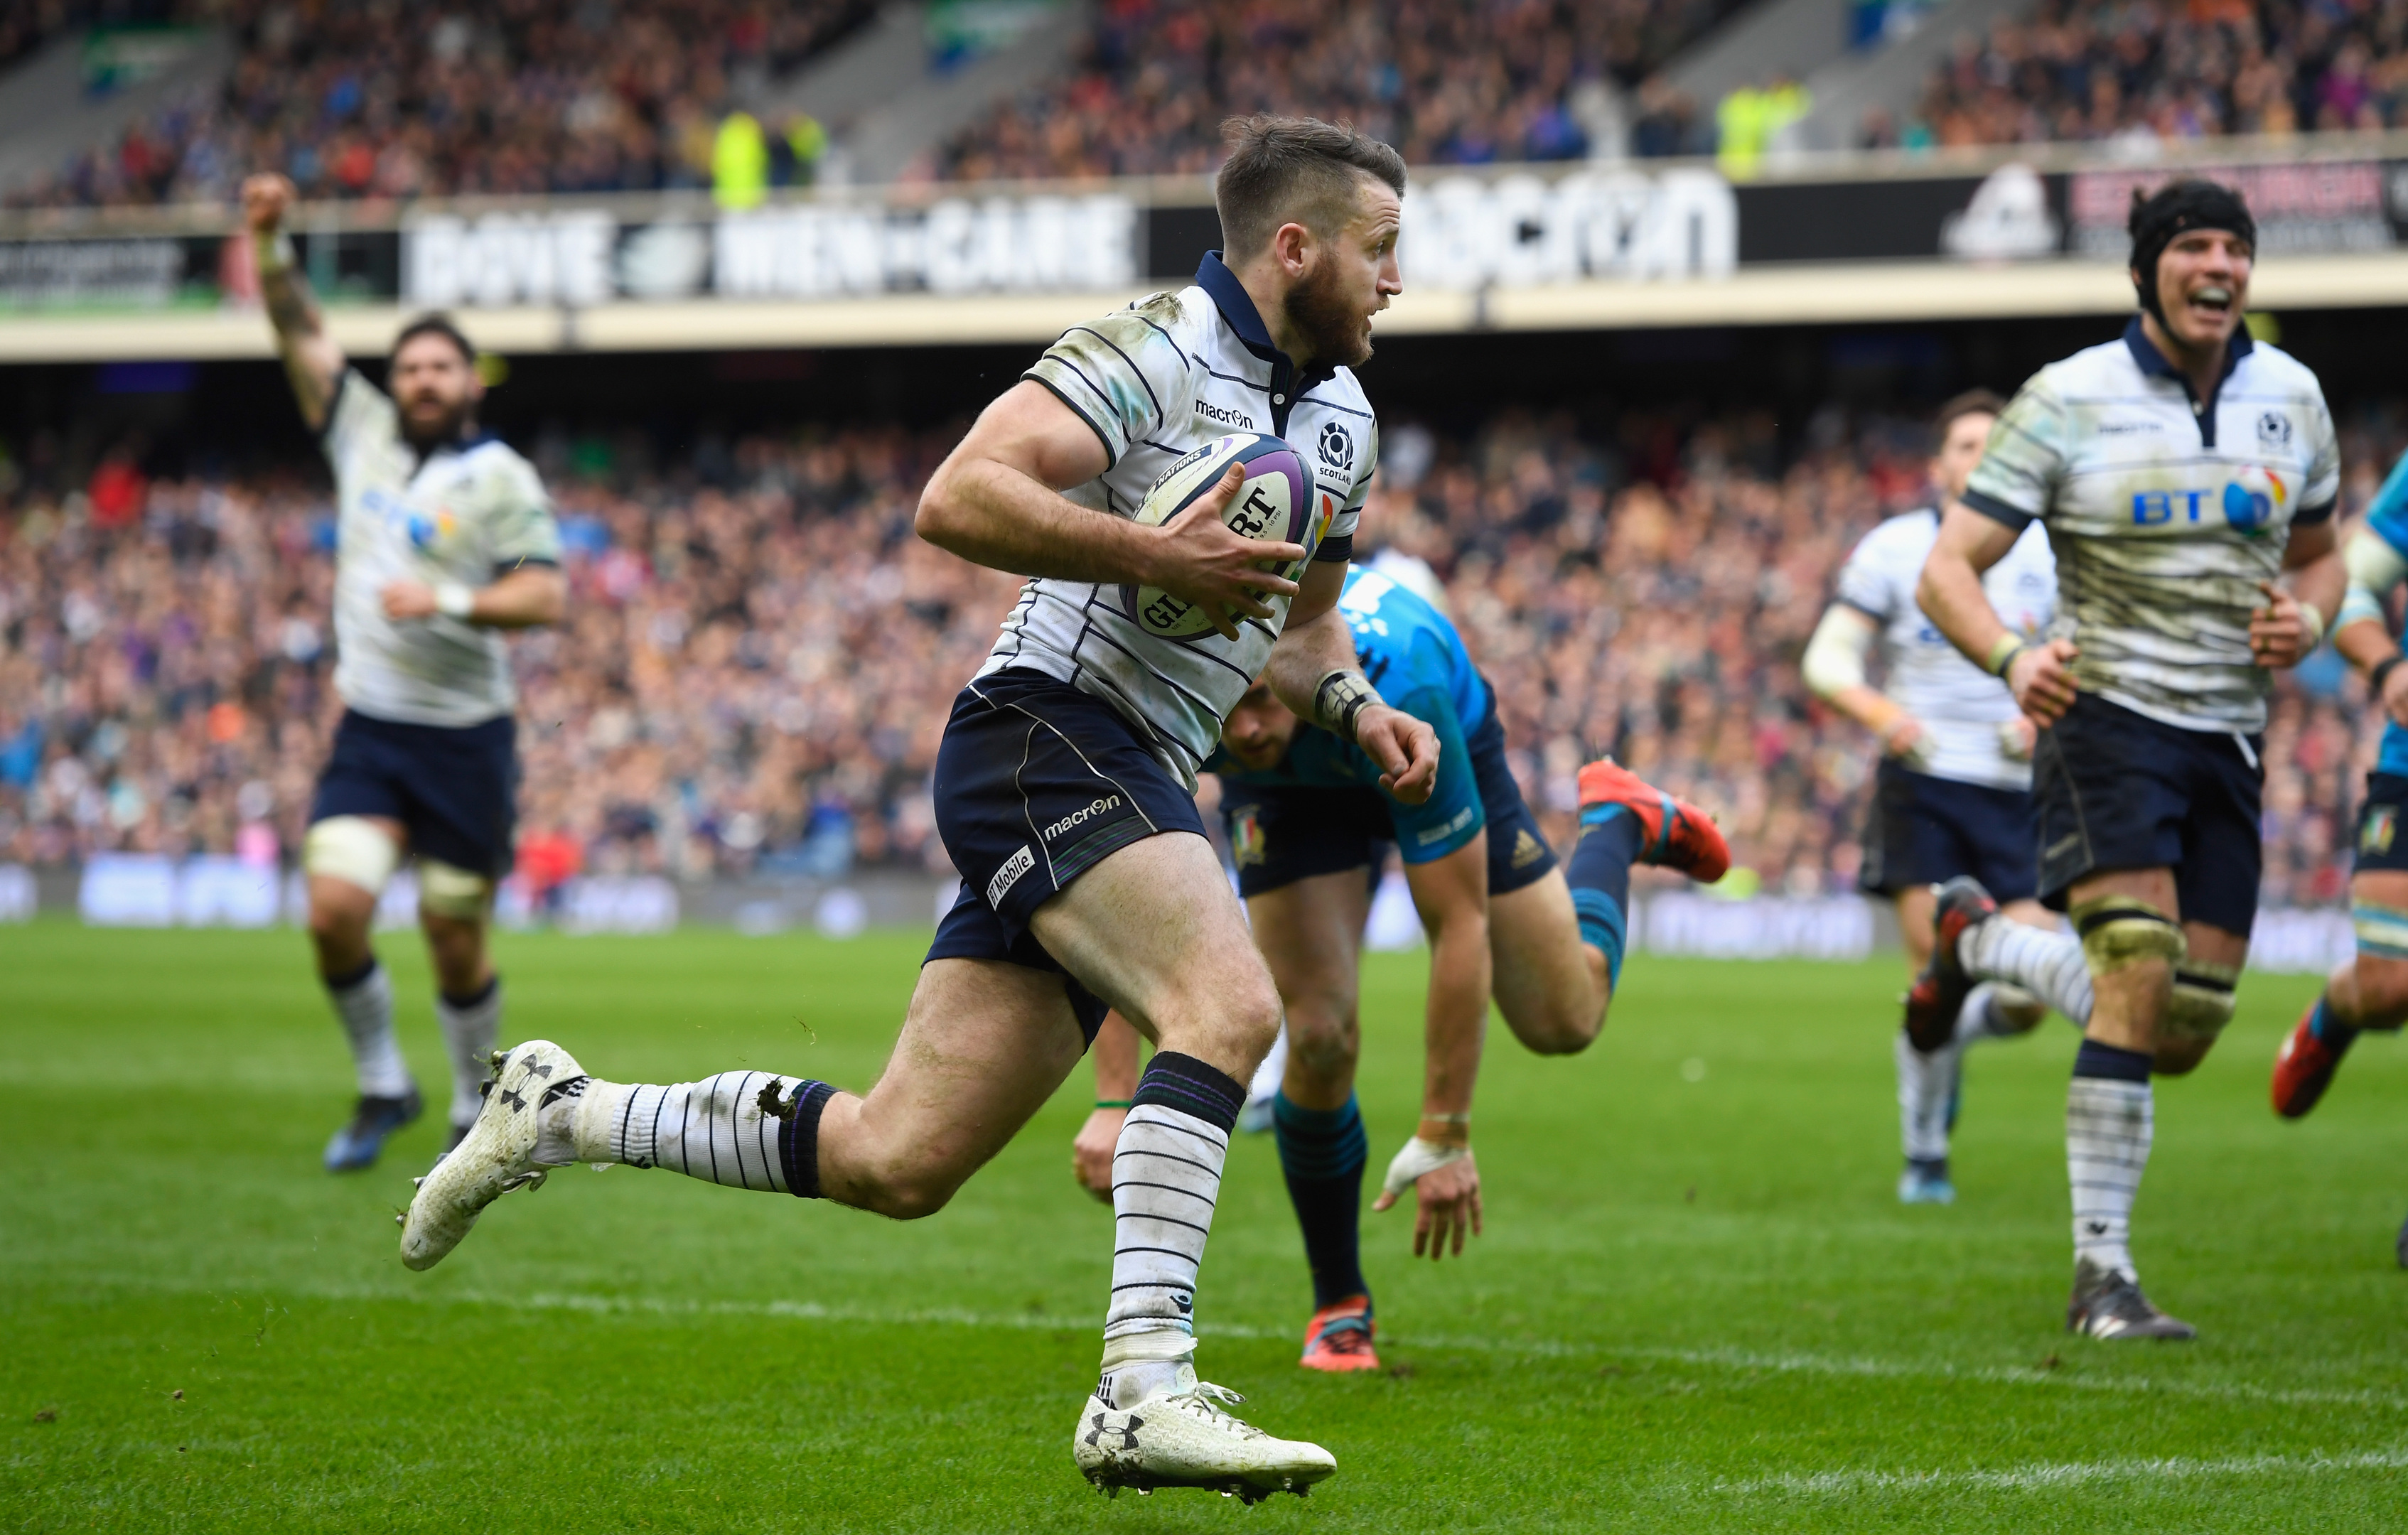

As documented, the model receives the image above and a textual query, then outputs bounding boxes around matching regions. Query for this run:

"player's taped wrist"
[434,581,475,620]
[1379,1135,1468,1200]
[1982,633,2027,678]
[1311,668,1384,741]
[253,227,296,274]
[2296,599,2326,645]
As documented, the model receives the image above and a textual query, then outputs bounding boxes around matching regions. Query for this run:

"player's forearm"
[1090,1011,1144,1102]
[466,567,566,629]
[255,236,341,429]
[2335,616,2396,673]
[2281,543,2346,642]
[1827,684,1909,740]
[1262,603,1362,722]
[1917,548,2011,671]
[915,456,1159,583]
[1417,912,1490,1140]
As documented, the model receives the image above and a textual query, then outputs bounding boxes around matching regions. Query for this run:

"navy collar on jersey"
[411,426,497,471]
[1195,250,1335,438]
[2123,315,2253,447]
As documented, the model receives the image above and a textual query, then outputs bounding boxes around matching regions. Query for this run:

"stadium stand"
[0,404,2387,909]
[4,0,872,208]
[901,0,1738,181]
[1896,0,2408,148]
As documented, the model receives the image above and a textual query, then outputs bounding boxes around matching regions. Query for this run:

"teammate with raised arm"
[1802,391,2060,1205]
[242,174,568,1173]
[399,117,1438,1502]
[1073,566,1729,1372]
[2270,444,2408,1263]
[1915,181,2344,1339]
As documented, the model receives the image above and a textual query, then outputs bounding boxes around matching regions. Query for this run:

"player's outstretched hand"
[1146,465,1305,640]
[2006,637,2079,726]
[1071,1106,1122,1203]
[241,173,296,233]
[1373,1137,1481,1260]
[2250,581,2318,669]
[1357,705,1439,804]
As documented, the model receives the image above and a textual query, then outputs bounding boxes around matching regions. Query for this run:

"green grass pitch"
[4,920,2407,1532]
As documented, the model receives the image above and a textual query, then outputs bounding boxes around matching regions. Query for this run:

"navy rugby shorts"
[925,668,1205,1045]
[1856,758,2038,902]
[309,709,519,878]
[1220,708,1558,900]
[2031,692,2262,936]
[2353,772,2408,876]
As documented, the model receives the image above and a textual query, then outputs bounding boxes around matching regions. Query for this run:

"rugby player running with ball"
[244,173,567,1173]
[1915,181,2343,1340]
[397,117,1438,1502]
[1075,566,1728,1371]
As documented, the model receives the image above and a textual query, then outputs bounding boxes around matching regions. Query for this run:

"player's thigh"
[1487,869,1605,1052]
[819,957,1090,1217]
[1031,830,1282,1077]
[1247,871,1369,1072]
[1893,884,1935,972]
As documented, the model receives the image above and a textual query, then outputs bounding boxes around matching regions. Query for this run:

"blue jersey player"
[2272,443,2408,1262]
[1075,567,1729,1372]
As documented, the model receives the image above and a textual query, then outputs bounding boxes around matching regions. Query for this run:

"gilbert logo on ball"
[1120,432,1311,640]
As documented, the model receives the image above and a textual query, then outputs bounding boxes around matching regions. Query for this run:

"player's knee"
[417,858,494,920]
[2071,894,2186,981]
[304,816,399,900]
[1515,995,1601,1056]
[2161,962,2239,1047]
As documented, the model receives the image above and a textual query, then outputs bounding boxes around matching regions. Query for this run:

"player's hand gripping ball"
[1121,432,1315,640]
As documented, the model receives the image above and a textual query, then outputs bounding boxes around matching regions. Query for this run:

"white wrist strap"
[434,581,475,619]
[1379,1136,1467,1200]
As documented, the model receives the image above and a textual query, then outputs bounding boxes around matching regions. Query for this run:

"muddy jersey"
[323,369,559,727]
[1960,319,2338,734]
[981,252,1375,786]
[1833,507,2056,790]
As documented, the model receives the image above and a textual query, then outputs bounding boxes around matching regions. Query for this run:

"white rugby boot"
[398,1040,586,1271]
[1072,1354,1335,1503]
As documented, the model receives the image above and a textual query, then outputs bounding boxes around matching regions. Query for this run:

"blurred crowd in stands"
[0,400,2395,911]
[6,0,861,210]
[930,0,1734,181]
[1888,0,2408,149]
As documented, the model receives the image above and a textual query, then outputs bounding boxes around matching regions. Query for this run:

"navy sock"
[2309,996,2360,1050]
[2073,1038,2152,1082]
[1273,1091,1370,1310]
[1568,805,1643,987]
[773,1081,838,1198]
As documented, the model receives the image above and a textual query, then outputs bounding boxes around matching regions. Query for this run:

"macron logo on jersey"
[1043,796,1122,842]
[1195,399,1256,430]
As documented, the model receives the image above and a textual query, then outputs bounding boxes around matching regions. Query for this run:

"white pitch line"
[1711,1448,2408,1497]
[136,1279,2408,1413]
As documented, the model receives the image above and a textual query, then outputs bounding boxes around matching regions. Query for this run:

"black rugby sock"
[1274,1090,1371,1309]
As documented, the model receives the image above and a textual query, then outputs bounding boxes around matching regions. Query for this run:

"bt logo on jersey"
[2130,468,2286,534]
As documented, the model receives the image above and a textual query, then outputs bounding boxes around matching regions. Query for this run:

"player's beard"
[398,394,473,453]
[1284,260,1372,370]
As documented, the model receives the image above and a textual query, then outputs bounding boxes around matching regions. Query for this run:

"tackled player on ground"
[1074,566,1728,1371]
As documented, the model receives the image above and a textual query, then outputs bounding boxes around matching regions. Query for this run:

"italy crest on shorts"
[2364,804,2397,858]
[1230,806,1266,868]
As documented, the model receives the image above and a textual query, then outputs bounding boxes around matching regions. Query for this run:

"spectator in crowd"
[5,0,873,210]
[1906,0,2408,149]
[1714,72,1812,176]
[0,403,2394,913]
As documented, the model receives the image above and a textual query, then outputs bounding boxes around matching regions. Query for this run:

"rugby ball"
[1119,432,1315,641]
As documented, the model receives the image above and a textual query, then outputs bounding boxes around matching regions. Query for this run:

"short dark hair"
[392,312,477,367]
[1214,114,1407,261]
[1934,388,2007,445]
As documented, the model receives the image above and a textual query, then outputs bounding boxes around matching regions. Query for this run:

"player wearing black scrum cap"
[1913,180,2345,1340]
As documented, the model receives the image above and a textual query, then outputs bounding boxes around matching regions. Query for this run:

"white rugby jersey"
[984,253,1377,783]
[1834,507,2057,790]
[323,368,561,727]
[1961,319,2338,733]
